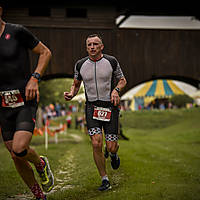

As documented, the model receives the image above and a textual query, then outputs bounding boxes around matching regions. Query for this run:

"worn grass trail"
[0,108,200,200]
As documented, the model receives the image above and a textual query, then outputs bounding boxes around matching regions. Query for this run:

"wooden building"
[2,2,200,93]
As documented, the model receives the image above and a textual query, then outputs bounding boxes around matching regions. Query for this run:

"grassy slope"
[0,108,200,200]
[119,108,200,200]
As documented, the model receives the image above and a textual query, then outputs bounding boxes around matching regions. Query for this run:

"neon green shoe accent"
[38,156,54,193]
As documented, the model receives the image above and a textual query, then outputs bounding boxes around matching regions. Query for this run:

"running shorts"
[0,102,37,141]
[85,101,119,141]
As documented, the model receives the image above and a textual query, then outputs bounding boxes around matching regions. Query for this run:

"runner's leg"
[12,130,42,172]
[104,106,120,170]
[4,137,46,199]
[90,133,111,191]
[106,140,119,154]
[86,102,110,190]
[0,106,47,199]
[90,133,106,177]
[14,105,54,193]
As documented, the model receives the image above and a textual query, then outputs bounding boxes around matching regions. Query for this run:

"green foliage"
[170,94,194,108]
[39,78,84,106]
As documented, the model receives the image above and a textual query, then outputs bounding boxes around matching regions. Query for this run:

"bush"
[170,94,193,108]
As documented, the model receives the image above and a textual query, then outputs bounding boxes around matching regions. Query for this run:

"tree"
[39,78,84,106]
[170,94,193,108]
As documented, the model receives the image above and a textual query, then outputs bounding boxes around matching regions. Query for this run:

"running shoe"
[104,145,109,159]
[38,156,54,192]
[98,179,111,191]
[110,154,120,170]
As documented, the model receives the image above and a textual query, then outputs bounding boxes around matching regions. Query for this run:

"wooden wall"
[116,29,200,92]
[3,7,200,93]
[28,27,200,93]
[28,27,117,79]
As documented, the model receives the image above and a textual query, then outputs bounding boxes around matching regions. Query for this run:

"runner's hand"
[111,90,120,106]
[25,78,40,103]
[64,91,74,101]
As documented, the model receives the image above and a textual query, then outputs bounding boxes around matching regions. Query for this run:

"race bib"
[0,90,24,108]
[93,106,112,122]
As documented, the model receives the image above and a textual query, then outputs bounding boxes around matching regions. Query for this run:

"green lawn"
[0,108,200,200]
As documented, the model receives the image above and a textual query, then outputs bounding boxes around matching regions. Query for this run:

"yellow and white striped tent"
[130,79,185,111]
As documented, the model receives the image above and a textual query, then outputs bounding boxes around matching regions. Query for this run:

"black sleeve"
[74,57,88,81]
[104,54,124,80]
[17,25,40,50]
[74,61,83,81]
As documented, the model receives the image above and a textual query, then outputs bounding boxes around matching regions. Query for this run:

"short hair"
[86,34,103,43]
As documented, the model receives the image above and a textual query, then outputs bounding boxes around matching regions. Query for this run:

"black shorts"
[0,102,37,141]
[85,101,119,141]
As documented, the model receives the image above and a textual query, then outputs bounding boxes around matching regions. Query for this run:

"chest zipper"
[94,61,99,100]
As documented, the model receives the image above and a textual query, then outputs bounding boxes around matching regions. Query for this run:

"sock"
[30,183,46,199]
[110,153,119,160]
[102,175,109,182]
[35,157,45,172]
[110,153,117,158]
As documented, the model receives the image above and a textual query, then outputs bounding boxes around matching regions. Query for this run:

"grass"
[0,108,200,200]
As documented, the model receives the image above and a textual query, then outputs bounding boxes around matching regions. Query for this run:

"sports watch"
[31,72,41,82]
[115,87,120,94]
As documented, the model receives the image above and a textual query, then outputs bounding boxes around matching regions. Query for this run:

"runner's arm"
[115,77,127,92]
[111,77,127,106]
[25,42,52,102]
[64,79,82,101]
[32,41,52,76]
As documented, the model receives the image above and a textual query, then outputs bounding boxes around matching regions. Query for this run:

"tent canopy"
[190,90,200,98]
[71,93,86,102]
[134,79,185,98]
[121,83,145,100]
[130,79,186,111]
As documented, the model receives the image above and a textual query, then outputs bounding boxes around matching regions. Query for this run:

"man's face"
[86,36,104,58]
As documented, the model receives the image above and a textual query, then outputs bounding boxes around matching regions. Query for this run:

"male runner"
[0,6,54,200]
[64,33,127,191]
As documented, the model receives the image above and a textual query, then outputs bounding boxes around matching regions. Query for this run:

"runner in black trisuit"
[64,33,127,191]
[0,6,54,200]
